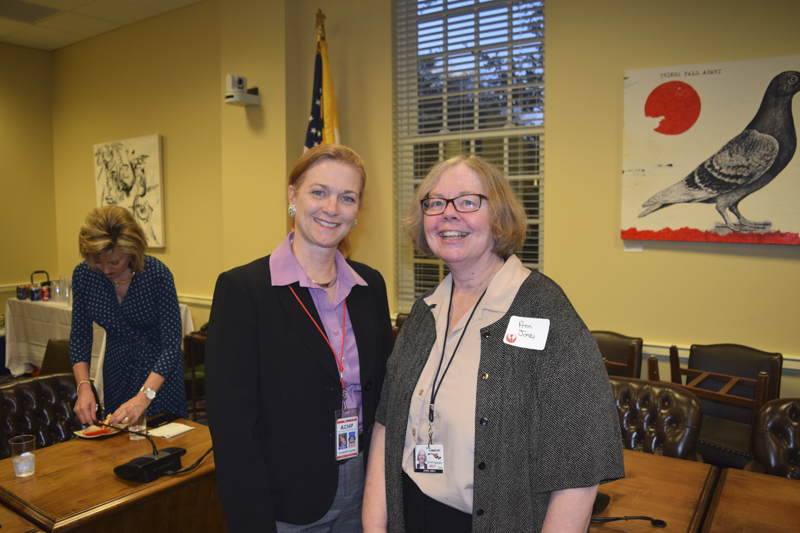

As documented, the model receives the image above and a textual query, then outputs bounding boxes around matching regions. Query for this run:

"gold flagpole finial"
[315,9,326,42]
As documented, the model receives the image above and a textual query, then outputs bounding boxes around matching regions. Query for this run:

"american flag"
[304,40,339,151]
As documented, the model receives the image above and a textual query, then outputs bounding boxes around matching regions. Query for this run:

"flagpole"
[316,8,326,47]
[304,9,339,150]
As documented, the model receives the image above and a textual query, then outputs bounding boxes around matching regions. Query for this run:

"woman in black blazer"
[206,145,394,532]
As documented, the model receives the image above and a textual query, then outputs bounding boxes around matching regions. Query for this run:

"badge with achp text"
[503,316,550,350]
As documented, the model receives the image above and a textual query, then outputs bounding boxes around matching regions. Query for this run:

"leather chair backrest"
[752,398,800,479]
[393,313,409,343]
[39,339,73,376]
[689,343,782,424]
[592,331,643,378]
[0,373,84,460]
[608,376,703,460]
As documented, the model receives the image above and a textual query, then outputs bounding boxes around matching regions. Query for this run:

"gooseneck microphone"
[591,492,667,528]
[590,516,667,528]
[96,421,186,483]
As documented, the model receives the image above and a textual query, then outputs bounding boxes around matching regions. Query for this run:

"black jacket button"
[478,462,486,470]
[476,509,484,516]
[479,417,488,426]
[365,381,372,391]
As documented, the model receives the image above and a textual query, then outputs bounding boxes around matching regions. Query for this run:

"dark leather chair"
[744,398,800,479]
[39,338,73,375]
[184,331,207,421]
[592,331,643,378]
[0,373,86,460]
[608,376,703,461]
[393,313,409,343]
[677,344,781,469]
[650,345,781,470]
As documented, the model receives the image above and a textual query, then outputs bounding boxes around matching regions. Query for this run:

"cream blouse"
[402,255,531,513]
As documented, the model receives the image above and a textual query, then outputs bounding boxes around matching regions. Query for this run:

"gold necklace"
[312,266,337,289]
[109,272,135,285]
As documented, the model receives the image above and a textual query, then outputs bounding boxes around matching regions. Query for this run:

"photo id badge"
[414,444,444,473]
[335,409,359,461]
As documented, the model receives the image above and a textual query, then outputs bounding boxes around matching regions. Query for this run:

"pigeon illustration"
[639,70,800,231]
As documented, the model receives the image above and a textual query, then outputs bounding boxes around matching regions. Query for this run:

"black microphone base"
[114,447,187,483]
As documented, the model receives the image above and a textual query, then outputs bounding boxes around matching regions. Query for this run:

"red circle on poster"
[644,81,701,135]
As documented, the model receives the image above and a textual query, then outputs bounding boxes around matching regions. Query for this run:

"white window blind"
[395,0,545,312]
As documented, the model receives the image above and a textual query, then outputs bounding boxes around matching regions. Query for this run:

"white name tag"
[503,316,550,350]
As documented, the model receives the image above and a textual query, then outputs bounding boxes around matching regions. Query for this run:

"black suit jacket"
[205,255,393,532]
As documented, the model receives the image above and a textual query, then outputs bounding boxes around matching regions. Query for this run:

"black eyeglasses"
[421,194,487,216]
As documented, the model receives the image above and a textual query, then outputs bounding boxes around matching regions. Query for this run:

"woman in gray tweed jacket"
[363,155,624,533]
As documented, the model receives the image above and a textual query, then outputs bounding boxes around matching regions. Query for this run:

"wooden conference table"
[0,502,42,533]
[0,420,226,533]
[592,449,719,533]
[702,467,800,532]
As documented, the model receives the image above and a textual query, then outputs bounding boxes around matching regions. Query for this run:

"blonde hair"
[288,144,367,257]
[79,206,147,272]
[403,155,527,259]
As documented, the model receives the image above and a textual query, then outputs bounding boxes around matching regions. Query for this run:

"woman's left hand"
[108,395,152,426]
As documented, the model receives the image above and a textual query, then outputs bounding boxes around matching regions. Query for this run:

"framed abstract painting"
[94,134,165,247]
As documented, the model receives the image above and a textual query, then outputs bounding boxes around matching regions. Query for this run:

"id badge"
[335,408,359,461]
[414,444,444,473]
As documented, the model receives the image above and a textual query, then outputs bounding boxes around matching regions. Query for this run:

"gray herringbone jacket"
[376,271,625,532]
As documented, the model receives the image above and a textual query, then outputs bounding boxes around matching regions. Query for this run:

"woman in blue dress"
[70,206,187,426]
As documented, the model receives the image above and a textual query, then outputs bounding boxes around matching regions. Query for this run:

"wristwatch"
[139,387,157,400]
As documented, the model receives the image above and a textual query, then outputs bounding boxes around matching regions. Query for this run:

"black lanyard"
[428,282,487,442]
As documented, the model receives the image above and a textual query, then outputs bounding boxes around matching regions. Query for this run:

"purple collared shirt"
[270,233,367,432]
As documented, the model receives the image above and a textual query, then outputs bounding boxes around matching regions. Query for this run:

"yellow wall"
[0,43,57,309]
[285,0,395,299]
[49,0,224,328]
[1,0,798,378]
[546,0,800,359]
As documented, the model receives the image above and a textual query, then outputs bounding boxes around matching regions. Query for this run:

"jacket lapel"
[275,282,341,381]
[347,283,377,383]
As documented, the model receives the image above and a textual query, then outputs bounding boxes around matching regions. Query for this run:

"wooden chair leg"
[669,345,683,385]
[748,372,769,453]
[626,343,637,378]
[648,355,660,381]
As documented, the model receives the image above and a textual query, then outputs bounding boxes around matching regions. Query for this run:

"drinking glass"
[9,435,36,477]
[129,404,147,441]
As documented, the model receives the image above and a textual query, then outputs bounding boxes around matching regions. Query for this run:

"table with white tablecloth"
[4,298,194,407]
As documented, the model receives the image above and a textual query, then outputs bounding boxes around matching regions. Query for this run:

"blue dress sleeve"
[69,263,93,367]
[151,264,184,378]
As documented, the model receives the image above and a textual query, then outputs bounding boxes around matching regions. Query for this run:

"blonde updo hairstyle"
[403,155,527,260]
[79,206,148,273]
[288,144,367,257]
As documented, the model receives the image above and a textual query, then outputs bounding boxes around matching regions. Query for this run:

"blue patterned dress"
[69,255,188,418]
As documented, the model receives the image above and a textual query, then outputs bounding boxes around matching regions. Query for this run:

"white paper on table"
[147,423,195,438]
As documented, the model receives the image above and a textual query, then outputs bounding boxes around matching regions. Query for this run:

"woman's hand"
[74,384,98,425]
[108,396,152,426]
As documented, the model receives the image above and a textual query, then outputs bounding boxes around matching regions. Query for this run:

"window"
[395,0,545,311]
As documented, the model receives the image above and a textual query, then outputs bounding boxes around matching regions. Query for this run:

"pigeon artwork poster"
[621,56,800,245]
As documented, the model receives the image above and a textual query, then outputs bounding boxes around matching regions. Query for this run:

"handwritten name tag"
[503,316,550,350]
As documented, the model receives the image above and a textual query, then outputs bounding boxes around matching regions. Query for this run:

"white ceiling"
[0,0,203,51]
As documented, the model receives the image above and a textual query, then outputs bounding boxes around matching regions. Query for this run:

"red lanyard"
[288,285,347,392]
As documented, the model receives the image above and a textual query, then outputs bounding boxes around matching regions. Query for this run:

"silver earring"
[288,204,296,217]
[352,218,358,228]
